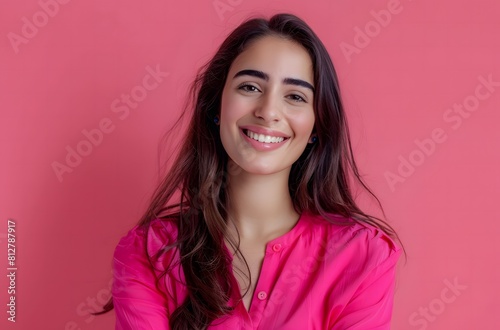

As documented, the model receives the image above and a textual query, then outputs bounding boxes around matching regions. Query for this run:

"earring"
[213,115,220,125]
[311,136,318,143]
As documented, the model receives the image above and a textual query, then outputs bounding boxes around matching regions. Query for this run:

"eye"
[287,94,306,103]
[238,84,261,93]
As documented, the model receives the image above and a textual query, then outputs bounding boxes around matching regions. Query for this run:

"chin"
[240,161,291,176]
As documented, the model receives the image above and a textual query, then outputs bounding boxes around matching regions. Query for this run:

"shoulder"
[111,218,182,324]
[113,217,180,269]
[303,211,401,270]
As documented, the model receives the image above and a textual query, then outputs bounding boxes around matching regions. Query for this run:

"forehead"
[228,35,314,82]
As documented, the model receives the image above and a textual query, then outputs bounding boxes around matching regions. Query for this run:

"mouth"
[242,129,290,144]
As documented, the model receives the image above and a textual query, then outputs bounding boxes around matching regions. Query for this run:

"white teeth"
[245,130,285,143]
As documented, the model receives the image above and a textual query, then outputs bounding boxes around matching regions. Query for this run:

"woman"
[105,13,403,329]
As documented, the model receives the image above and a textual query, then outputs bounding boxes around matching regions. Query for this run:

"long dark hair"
[95,12,402,329]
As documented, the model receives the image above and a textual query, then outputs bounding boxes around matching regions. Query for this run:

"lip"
[239,125,290,138]
[240,127,289,151]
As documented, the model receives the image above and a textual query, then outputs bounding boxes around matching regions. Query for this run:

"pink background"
[1,0,499,329]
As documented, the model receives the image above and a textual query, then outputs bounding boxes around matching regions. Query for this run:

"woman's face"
[219,35,316,176]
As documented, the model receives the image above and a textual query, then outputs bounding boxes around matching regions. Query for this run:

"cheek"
[219,94,243,146]
[290,112,315,136]
[220,93,241,121]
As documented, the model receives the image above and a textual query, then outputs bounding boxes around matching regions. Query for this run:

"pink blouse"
[112,210,402,329]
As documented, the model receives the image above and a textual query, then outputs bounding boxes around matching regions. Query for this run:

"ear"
[308,134,317,144]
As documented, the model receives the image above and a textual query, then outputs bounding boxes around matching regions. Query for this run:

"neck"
[225,160,300,242]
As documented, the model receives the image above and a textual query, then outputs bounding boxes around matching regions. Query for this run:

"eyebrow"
[233,69,315,93]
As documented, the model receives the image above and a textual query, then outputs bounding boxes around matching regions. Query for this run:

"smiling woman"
[93,13,403,330]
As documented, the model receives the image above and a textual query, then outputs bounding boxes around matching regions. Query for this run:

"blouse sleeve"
[331,229,402,330]
[111,224,170,330]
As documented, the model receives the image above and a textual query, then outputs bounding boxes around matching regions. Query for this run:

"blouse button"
[257,291,267,300]
[272,243,282,252]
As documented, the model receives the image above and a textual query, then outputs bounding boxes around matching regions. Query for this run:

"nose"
[253,91,282,123]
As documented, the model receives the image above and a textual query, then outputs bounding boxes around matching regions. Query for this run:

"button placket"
[248,241,284,326]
